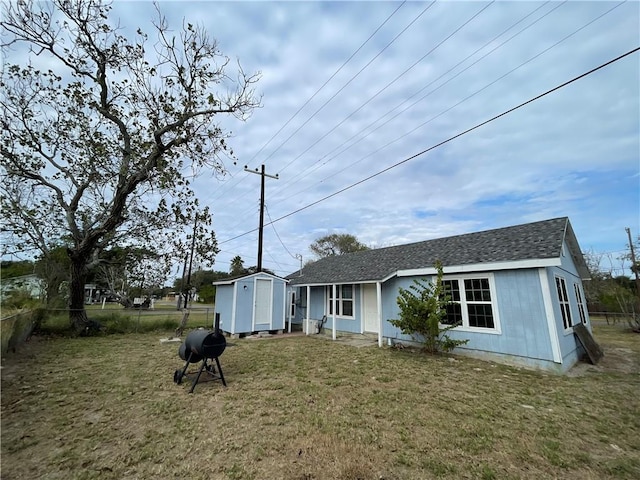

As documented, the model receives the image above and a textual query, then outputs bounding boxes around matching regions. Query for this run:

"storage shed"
[212,272,289,336]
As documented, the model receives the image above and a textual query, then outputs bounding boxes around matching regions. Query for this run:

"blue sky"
[13,0,640,278]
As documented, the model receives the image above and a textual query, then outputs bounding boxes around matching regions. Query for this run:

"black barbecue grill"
[174,314,227,393]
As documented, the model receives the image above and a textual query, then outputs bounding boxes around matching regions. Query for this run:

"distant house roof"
[287,217,589,286]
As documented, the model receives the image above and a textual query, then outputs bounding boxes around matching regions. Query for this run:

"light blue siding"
[214,285,234,332]
[214,273,288,335]
[235,277,255,333]
[271,280,286,330]
[382,270,555,363]
[543,265,586,368]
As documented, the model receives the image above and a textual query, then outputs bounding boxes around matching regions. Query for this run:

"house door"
[363,284,379,333]
[254,279,272,327]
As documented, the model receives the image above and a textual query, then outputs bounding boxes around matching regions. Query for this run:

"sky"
[8,0,640,279]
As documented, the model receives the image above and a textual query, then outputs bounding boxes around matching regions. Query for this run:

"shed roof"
[287,217,589,285]
[212,271,288,286]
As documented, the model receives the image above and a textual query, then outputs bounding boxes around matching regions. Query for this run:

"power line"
[245,1,407,167]
[270,0,496,188]
[265,1,438,173]
[270,0,561,198]
[279,0,625,203]
[217,46,639,245]
[204,1,409,217]
[265,204,298,260]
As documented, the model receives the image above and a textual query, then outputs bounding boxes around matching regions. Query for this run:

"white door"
[363,284,379,333]
[254,279,272,327]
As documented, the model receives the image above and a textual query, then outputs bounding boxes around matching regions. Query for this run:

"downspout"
[377,281,383,347]
[287,287,292,333]
[332,284,337,341]
[305,285,311,335]
[231,282,238,335]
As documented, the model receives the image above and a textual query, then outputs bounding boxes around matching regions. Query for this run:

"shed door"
[363,284,379,333]
[254,279,272,326]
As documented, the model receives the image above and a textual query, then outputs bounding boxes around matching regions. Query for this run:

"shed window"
[573,284,587,324]
[555,276,573,330]
[327,284,354,318]
[441,276,497,331]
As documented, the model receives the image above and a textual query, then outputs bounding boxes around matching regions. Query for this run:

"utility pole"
[625,227,640,300]
[183,214,198,308]
[295,253,303,276]
[245,164,279,272]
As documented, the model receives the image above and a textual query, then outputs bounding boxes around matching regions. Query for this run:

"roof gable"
[288,217,589,285]
[212,271,288,286]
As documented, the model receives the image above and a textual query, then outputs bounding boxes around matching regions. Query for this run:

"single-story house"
[286,217,593,372]
[212,272,289,336]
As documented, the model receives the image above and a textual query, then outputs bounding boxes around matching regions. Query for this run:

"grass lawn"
[1,323,639,479]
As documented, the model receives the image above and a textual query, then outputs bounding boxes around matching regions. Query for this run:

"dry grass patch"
[1,324,639,479]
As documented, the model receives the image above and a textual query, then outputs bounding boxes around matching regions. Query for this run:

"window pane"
[342,300,353,317]
[443,302,463,325]
[443,280,460,301]
[468,304,494,328]
[342,284,353,299]
[465,278,491,302]
[555,277,572,329]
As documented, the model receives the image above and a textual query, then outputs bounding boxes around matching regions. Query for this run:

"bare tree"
[0,0,260,332]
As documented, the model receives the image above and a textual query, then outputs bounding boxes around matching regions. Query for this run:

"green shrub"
[389,261,468,354]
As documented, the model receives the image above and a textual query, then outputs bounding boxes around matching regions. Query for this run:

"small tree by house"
[389,261,468,354]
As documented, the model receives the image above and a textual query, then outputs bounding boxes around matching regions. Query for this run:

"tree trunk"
[68,252,93,334]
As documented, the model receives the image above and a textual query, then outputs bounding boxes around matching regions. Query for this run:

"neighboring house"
[0,274,45,302]
[213,272,288,336]
[286,217,592,373]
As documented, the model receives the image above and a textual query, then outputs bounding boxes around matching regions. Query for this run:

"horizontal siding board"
[381,270,555,362]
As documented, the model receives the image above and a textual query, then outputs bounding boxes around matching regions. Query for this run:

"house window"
[555,276,572,330]
[327,284,354,318]
[441,277,496,330]
[574,284,587,324]
[290,291,296,317]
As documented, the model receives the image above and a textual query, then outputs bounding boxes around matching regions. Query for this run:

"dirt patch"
[567,345,639,376]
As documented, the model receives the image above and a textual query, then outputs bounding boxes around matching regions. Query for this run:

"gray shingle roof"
[287,217,588,285]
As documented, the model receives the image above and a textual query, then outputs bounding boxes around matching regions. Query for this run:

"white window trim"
[326,284,355,319]
[573,283,587,325]
[554,275,573,332]
[440,273,502,335]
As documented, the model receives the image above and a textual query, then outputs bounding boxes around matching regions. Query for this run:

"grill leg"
[215,357,227,387]
[189,359,208,394]
[175,352,194,384]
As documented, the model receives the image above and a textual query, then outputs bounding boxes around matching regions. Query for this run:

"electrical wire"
[279,0,626,203]
[204,1,408,207]
[265,1,438,172]
[271,0,495,180]
[217,46,639,245]
[246,1,407,167]
[270,0,561,198]
[265,204,298,260]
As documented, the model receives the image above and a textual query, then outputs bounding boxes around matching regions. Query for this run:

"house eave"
[290,258,563,287]
[392,258,562,279]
